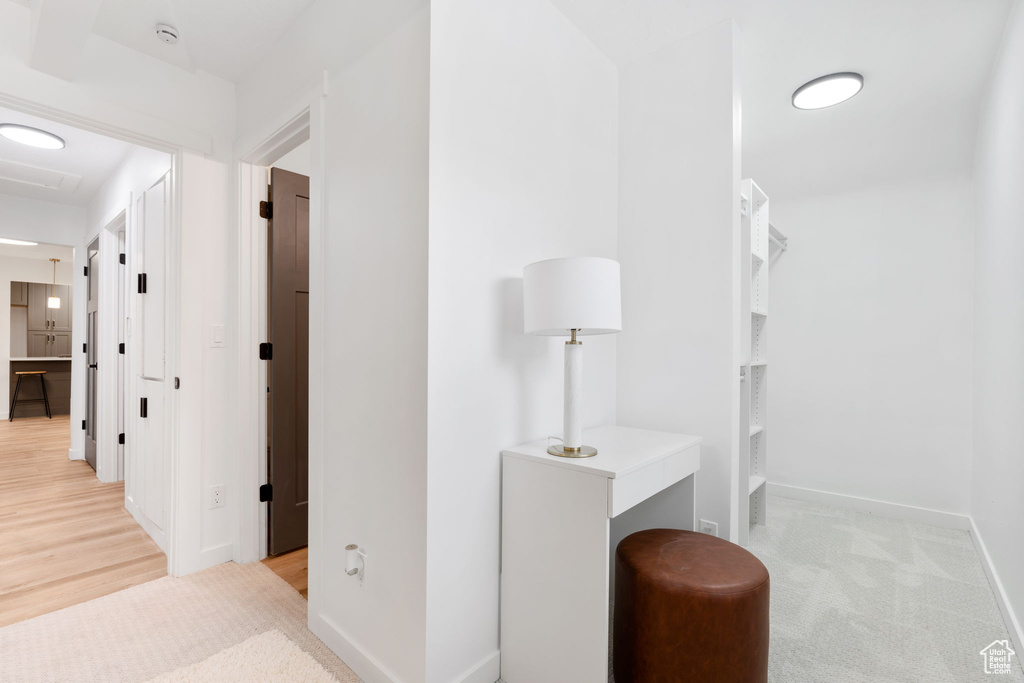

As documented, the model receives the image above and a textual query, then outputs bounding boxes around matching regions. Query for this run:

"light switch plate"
[210,324,225,348]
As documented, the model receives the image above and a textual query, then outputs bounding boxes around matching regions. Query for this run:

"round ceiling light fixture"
[792,72,864,110]
[0,123,66,150]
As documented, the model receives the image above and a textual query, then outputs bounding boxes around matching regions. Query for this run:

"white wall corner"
[970,518,1024,656]
[310,613,409,683]
[451,651,500,683]
[68,447,84,461]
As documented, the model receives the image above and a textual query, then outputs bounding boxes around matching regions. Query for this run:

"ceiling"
[0,105,133,206]
[0,241,74,261]
[739,0,1013,200]
[551,0,1013,200]
[91,0,316,82]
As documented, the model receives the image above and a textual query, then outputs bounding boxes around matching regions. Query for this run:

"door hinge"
[82,419,86,430]
[140,397,148,418]
[137,273,147,294]
[118,432,125,445]
[119,253,126,265]
[83,266,89,277]
[259,200,272,220]
[259,342,272,360]
[83,343,87,353]
[259,484,273,502]
[174,377,180,390]
[118,342,125,355]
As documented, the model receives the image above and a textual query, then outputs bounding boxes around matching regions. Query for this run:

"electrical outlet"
[699,519,719,537]
[210,485,225,509]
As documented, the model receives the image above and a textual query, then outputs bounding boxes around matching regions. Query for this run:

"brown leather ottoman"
[613,529,770,682]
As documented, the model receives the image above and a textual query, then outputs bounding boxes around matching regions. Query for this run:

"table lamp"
[523,256,621,457]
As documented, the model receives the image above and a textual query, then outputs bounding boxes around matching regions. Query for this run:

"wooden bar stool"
[9,371,51,421]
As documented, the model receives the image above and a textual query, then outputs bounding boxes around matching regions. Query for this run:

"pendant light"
[48,258,61,309]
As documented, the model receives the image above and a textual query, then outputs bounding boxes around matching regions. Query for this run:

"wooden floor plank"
[0,415,166,627]
[262,547,308,599]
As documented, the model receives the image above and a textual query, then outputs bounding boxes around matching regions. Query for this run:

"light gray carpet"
[749,496,1023,682]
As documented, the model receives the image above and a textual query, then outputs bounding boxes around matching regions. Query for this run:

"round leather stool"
[613,529,769,683]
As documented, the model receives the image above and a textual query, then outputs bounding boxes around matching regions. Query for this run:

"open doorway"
[260,142,311,597]
[0,103,172,626]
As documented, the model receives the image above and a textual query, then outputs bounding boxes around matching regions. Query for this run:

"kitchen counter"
[9,358,73,417]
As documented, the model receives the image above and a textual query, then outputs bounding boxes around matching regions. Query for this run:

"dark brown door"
[268,167,310,555]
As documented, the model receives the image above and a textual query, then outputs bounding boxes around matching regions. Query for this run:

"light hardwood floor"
[0,415,166,627]
[263,547,308,599]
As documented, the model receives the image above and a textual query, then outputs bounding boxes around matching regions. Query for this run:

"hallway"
[0,415,165,627]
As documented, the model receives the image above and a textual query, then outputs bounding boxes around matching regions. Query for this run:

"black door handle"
[88,364,98,369]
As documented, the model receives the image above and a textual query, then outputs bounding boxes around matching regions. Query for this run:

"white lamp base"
[547,444,598,458]
[551,337,598,458]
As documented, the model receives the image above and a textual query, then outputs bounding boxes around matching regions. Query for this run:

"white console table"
[500,425,701,682]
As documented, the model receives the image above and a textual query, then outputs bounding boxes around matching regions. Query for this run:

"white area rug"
[749,496,1024,682]
[0,561,360,682]
[147,630,337,682]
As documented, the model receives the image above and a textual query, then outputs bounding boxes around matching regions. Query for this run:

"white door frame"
[234,76,326,606]
[0,93,185,576]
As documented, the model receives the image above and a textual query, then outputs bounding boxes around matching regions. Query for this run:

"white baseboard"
[68,447,84,461]
[767,483,971,530]
[310,612,405,683]
[173,542,235,577]
[452,650,500,683]
[969,518,1023,655]
[125,499,168,553]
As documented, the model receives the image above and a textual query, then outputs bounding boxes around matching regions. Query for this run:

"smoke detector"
[155,23,179,45]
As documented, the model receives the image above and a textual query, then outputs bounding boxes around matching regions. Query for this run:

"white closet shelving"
[736,179,784,546]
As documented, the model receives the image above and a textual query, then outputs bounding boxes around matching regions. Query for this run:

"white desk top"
[502,425,701,479]
[9,357,72,362]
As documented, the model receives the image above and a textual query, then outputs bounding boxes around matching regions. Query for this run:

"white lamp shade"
[523,257,621,336]
[47,296,61,309]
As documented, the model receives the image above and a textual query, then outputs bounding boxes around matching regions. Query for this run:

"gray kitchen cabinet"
[10,281,28,306]
[27,283,50,330]
[50,331,72,357]
[27,330,50,357]
[49,285,72,331]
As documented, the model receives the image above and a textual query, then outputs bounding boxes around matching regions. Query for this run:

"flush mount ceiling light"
[792,72,864,110]
[0,123,66,150]
[0,237,39,246]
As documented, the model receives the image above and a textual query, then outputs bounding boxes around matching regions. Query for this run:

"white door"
[127,174,170,550]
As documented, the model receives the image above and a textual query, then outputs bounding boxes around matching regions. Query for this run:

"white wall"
[616,21,742,540]
[427,1,618,681]
[271,140,310,177]
[768,176,975,515]
[972,0,1024,649]
[0,253,75,412]
[176,150,236,573]
[315,12,430,682]
[240,4,432,681]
